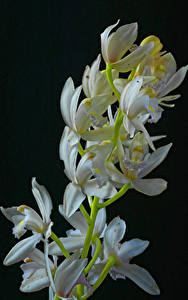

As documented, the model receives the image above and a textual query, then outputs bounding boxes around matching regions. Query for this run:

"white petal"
[60,77,74,127]
[88,54,101,97]
[81,126,114,141]
[101,20,120,62]
[20,262,41,280]
[94,203,106,237]
[59,126,79,182]
[104,217,126,257]
[63,183,86,217]
[20,268,49,292]
[159,65,188,97]
[59,206,87,235]
[105,161,129,186]
[70,85,82,131]
[108,23,138,62]
[138,143,172,178]
[76,153,93,185]
[3,234,41,266]
[120,76,143,113]
[54,257,87,297]
[119,239,149,261]
[132,178,167,196]
[82,65,91,98]
[115,263,160,295]
[83,179,117,199]
[87,263,105,284]
[123,114,135,138]
[49,236,85,255]
[32,178,52,223]
[112,42,154,72]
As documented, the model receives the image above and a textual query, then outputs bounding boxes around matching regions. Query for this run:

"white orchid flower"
[60,77,115,134]
[19,248,56,293]
[134,39,188,106]
[89,217,160,295]
[49,204,106,256]
[105,132,172,196]
[60,127,116,217]
[1,178,53,239]
[101,20,154,72]
[120,76,163,150]
[82,54,119,98]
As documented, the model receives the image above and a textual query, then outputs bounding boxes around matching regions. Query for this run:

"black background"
[0,0,187,299]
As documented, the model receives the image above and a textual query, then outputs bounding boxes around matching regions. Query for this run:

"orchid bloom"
[60,126,116,217]
[89,217,160,295]
[1,178,53,239]
[60,77,115,135]
[105,132,172,196]
[20,248,56,293]
[120,76,164,150]
[101,20,154,72]
[134,36,188,106]
[49,205,106,256]
[82,54,119,98]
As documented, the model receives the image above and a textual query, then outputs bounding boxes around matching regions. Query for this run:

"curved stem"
[98,183,131,208]
[50,231,70,258]
[84,234,101,275]
[80,204,91,224]
[106,64,120,101]
[81,197,99,258]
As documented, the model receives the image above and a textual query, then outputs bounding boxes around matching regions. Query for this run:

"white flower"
[20,248,55,293]
[82,54,119,98]
[89,217,160,295]
[120,76,163,150]
[1,178,53,239]
[48,205,106,256]
[60,77,115,134]
[101,20,154,72]
[105,133,172,196]
[60,127,116,217]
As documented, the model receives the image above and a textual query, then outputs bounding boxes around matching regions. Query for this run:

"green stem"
[84,234,101,275]
[50,231,70,258]
[98,183,131,208]
[81,255,117,300]
[111,108,124,147]
[81,197,99,258]
[79,204,91,224]
[106,64,120,100]
[93,255,117,292]
[128,66,136,81]
[53,294,60,300]
[79,142,85,157]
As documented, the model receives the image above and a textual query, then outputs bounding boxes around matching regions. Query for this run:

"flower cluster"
[1,20,187,300]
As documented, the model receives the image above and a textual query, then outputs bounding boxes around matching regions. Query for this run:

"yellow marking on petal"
[89,112,97,117]
[131,157,140,162]
[17,205,30,212]
[124,168,137,180]
[101,140,110,146]
[144,87,156,98]
[148,105,155,113]
[133,145,144,153]
[140,35,163,56]
[24,258,33,263]
[120,134,126,141]
[158,64,166,71]
[93,168,102,175]
[83,98,92,107]
[18,219,25,227]
[100,70,106,74]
